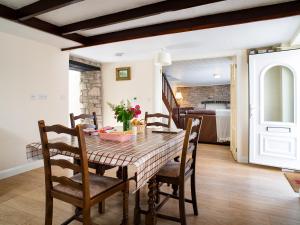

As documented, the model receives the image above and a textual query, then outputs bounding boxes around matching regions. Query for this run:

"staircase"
[162,73,181,127]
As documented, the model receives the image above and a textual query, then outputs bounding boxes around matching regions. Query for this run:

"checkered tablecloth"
[26,129,185,190]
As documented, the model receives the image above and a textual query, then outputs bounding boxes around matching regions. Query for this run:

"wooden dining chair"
[70,112,115,176]
[144,112,172,128]
[70,112,98,130]
[38,120,128,225]
[70,112,118,214]
[155,116,202,225]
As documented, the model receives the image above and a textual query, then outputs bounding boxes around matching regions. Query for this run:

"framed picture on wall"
[116,67,131,81]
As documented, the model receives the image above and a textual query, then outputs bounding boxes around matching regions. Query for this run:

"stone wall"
[176,85,230,108]
[70,55,103,127]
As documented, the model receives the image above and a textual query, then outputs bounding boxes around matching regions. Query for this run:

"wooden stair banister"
[162,73,181,128]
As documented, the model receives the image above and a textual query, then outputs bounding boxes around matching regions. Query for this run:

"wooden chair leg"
[121,181,129,225]
[134,190,141,225]
[96,165,105,214]
[179,185,186,225]
[98,201,105,214]
[172,184,179,196]
[116,167,123,179]
[96,165,105,176]
[45,196,53,225]
[145,178,157,225]
[191,173,198,216]
[82,207,92,225]
[155,182,160,204]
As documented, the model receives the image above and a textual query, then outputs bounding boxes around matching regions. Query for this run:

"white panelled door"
[249,50,300,170]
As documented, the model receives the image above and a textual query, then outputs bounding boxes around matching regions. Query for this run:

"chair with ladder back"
[70,112,115,176]
[134,116,202,225]
[144,112,172,128]
[38,120,128,225]
[155,115,202,225]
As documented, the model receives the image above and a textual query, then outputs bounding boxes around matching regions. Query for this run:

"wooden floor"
[0,144,299,225]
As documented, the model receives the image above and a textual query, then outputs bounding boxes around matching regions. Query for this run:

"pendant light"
[156,49,172,66]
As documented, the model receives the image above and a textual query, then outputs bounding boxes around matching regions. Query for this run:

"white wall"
[0,32,69,173]
[235,50,249,163]
[101,60,157,126]
[153,64,163,113]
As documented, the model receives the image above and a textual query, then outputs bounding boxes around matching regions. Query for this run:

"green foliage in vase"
[107,100,141,123]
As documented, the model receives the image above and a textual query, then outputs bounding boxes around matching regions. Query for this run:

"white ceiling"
[0,18,79,48]
[0,0,37,9]
[77,0,293,36]
[37,0,163,27]
[71,16,300,62]
[1,0,298,86]
[0,0,299,58]
[291,27,300,45]
[163,57,232,86]
[0,0,294,33]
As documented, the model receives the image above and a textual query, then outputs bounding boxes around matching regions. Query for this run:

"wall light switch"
[30,95,37,100]
[38,94,47,100]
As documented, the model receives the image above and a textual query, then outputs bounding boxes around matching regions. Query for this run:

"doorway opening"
[68,70,81,117]
[162,57,236,158]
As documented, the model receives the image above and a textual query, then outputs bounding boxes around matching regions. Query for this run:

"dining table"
[26,128,185,225]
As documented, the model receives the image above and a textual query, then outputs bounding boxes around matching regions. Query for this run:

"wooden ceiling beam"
[0,3,88,44]
[63,1,300,51]
[17,0,84,21]
[22,18,88,44]
[60,0,224,35]
[0,4,17,20]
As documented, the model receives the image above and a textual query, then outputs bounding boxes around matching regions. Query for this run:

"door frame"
[230,63,237,160]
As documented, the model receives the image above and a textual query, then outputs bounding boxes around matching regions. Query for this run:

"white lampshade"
[156,50,172,66]
[175,92,183,100]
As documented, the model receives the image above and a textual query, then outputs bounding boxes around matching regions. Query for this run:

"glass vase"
[123,120,131,131]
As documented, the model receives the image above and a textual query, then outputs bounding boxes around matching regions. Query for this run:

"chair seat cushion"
[53,173,123,199]
[157,160,191,178]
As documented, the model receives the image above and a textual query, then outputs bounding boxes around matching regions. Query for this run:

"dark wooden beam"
[63,1,300,51]
[22,18,87,43]
[60,0,224,34]
[17,0,84,21]
[0,4,17,20]
[0,3,88,44]
[69,60,100,72]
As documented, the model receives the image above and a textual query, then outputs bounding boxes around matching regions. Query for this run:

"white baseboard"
[0,160,43,180]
